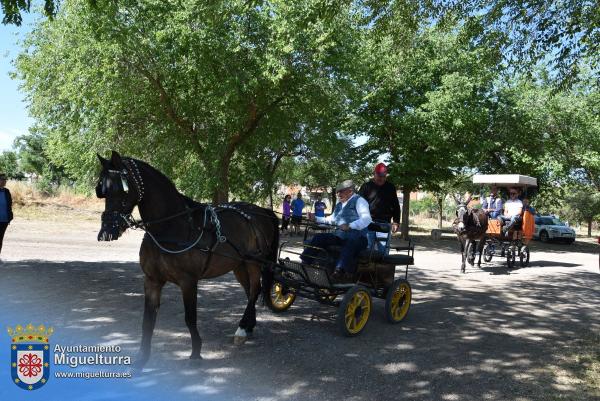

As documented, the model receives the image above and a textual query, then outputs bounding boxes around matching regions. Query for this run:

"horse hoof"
[234,335,247,345]
[233,327,247,345]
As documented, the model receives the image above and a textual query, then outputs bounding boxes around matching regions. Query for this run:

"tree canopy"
[9,0,600,234]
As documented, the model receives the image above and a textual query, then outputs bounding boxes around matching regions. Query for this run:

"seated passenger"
[497,187,523,234]
[522,197,536,214]
[301,180,372,282]
[482,185,503,218]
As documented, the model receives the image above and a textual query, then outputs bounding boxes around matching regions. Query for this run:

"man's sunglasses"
[510,192,518,195]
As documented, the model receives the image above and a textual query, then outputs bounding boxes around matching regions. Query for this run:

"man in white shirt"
[301,180,372,281]
[498,187,523,234]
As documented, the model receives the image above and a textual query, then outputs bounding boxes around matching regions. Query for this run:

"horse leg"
[181,279,202,359]
[135,276,165,368]
[459,237,466,273]
[232,264,261,345]
[477,238,485,267]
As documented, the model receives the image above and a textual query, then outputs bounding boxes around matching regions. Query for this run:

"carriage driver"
[481,185,503,218]
[498,186,523,234]
[301,180,372,282]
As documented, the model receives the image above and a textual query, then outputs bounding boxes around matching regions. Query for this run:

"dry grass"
[545,332,600,401]
[8,180,103,221]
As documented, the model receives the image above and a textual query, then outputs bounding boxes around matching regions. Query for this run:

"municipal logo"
[7,323,53,391]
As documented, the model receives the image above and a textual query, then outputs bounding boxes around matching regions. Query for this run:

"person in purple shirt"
[281,194,291,234]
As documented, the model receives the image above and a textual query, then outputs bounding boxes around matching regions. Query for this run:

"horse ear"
[97,153,109,168]
[110,150,124,169]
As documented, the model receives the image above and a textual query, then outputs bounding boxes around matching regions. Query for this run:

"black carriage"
[472,174,537,269]
[267,222,414,336]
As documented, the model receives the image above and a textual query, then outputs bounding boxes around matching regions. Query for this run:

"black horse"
[452,196,488,273]
[96,151,279,367]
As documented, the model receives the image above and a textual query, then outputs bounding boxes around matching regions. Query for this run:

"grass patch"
[571,332,600,398]
[8,180,103,222]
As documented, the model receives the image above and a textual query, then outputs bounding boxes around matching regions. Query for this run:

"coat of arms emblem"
[7,323,53,390]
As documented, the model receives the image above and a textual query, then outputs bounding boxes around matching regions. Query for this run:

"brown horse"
[96,151,279,367]
[452,196,488,273]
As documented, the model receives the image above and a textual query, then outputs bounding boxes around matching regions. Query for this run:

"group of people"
[481,185,535,234]
[280,192,327,236]
[282,163,401,282]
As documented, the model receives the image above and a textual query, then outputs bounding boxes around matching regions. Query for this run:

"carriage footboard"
[274,258,333,288]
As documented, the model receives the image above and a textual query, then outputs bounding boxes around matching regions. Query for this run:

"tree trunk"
[212,157,231,204]
[268,185,274,210]
[588,218,593,237]
[437,196,443,229]
[401,187,411,239]
[330,187,336,211]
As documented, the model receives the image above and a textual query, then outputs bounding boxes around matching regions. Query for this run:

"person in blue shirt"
[301,180,371,282]
[290,192,304,236]
[481,185,503,218]
[0,173,14,257]
[314,194,326,218]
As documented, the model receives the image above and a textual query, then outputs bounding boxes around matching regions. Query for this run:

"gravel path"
[1,216,598,401]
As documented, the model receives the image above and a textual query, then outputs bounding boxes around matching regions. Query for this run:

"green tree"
[15,0,360,202]
[0,150,22,178]
[564,187,600,237]
[480,77,599,212]
[356,23,503,237]
[13,130,46,176]
[365,0,600,85]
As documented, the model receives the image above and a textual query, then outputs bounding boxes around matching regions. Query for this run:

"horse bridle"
[103,159,228,254]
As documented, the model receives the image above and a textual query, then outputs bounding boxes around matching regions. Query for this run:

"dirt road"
[1,212,598,401]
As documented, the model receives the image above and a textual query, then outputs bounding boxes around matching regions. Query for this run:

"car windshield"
[537,217,565,226]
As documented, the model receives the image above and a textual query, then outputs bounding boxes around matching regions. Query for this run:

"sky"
[0,13,35,152]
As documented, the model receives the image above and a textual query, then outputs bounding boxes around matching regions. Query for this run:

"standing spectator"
[314,194,326,218]
[290,192,304,236]
[359,163,400,252]
[0,173,13,257]
[281,194,291,234]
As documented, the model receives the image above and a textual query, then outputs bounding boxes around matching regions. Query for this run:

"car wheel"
[540,230,549,243]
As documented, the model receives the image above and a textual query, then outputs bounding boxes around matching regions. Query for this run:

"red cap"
[374,163,388,176]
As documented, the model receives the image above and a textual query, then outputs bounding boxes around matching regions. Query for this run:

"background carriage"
[472,174,537,269]
[267,222,414,336]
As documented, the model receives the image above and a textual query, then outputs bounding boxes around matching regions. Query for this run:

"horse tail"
[260,209,279,307]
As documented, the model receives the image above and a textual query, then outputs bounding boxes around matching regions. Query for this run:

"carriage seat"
[318,247,413,265]
[358,249,413,265]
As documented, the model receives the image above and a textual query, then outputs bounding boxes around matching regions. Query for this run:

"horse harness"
[112,159,270,263]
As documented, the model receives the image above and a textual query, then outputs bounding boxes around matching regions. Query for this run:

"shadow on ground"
[1,260,598,401]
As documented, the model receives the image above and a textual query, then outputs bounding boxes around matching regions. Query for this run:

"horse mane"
[125,158,184,202]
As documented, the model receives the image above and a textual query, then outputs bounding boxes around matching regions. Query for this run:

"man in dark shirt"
[359,163,400,252]
[0,173,13,257]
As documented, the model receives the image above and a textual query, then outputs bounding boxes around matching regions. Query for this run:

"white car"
[534,216,576,244]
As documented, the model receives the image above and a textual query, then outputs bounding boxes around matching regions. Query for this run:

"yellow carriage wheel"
[269,282,296,313]
[385,279,411,324]
[337,285,372,336]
